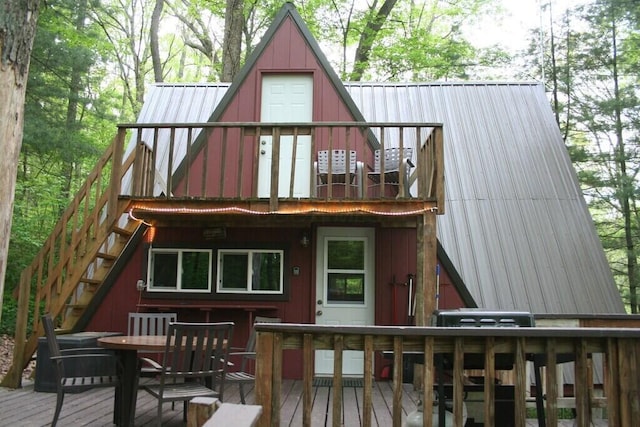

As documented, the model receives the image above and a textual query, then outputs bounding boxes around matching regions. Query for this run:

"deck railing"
[254,323,640,427]
[114,122,444,210]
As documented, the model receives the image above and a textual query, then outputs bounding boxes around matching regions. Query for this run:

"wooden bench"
[188,397,262,427]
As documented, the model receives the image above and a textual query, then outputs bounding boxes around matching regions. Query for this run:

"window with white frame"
[147,248,212,292]
[217,249,283,294]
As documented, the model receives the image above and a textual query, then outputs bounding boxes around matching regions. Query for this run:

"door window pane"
[327,241,364,270]
[327,273,364,303]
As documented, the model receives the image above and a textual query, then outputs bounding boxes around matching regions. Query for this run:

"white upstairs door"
[257,74,313,198]
[315,227,375,377]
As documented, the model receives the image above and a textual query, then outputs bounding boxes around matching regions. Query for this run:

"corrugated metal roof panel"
[135,81,624,314]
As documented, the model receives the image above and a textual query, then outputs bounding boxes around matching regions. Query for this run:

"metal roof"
[136,81,625,315]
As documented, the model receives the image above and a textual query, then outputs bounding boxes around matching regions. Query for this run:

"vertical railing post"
[514,337,527,427]
[255,330,275,427]
[606,338,620,427]
[107,127,127,224]
[332,334,344,426]
[545,338,558,427]
[484,336,496,426]
[270,127,280,211]
[574,338,591,425]
[392,336,403,427]
[434,126,445,214]
[421,336,434,427]
[363,335,374,427]
[302,333,313,427]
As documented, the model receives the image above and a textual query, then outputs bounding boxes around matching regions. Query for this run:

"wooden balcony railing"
[254,323,640,427]
[114,122,444,211]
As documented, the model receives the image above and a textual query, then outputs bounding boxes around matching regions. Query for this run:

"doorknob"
[317,300,323,305]
[316,310,323,316]
[261,150,266,155]
[261,140,267,145]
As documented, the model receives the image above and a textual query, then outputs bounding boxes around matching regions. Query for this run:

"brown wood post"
[255,330,274,427]
[574,338,591,426]
[332,334,343,426]
[108,128,126,223]
[434,126,445,214]
[514,337,527,427]
[270,127,280,211]
[187,397,219,427]
[545,338,558,427]
[417,213,437,326]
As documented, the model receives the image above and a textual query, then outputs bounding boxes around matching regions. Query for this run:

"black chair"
[140,321,234,426]
[226,316,281,403]
[41,313,122,427]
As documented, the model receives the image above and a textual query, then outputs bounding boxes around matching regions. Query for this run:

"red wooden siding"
[173,15,372,198]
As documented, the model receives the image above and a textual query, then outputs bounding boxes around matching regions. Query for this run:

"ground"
[0,334,35,381]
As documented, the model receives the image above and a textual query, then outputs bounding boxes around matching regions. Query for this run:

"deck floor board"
[0,379,606,426]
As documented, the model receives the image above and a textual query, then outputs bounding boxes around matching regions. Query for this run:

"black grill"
[433,309,535,370]
[433,309,535,328]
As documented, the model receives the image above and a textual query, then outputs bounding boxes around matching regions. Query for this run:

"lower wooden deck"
[0,378,604,426]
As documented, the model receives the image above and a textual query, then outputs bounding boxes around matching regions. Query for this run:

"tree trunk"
[150,0,164,82]
[349,0,398,81]
[0,0,41,322]
[221,0,244,82]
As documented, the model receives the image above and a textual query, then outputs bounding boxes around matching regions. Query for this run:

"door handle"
[261,150,266,155]
[316,310,323,316]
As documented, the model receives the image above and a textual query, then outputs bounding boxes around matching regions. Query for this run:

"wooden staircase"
[1,129,143,388]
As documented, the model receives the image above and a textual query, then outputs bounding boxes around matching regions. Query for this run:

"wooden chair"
[226,316,281,404]
[367,147,414,196]
[128,312,177,377]
[128,312,177,336]
[140,321,234,426]
[41,313,122,427]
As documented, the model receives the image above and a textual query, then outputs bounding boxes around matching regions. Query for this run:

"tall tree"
[0,0,42,322]
[537,0,640,312]
[221,0,243,81]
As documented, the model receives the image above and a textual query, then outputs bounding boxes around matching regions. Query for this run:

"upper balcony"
[112,121,444,216]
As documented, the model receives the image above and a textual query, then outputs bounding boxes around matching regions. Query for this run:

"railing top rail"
[117,121,444,129]
[254,323,640,338]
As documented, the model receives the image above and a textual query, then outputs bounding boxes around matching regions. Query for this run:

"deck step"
[96,252,116,261]
[80,277,101,285]
[112,226,133,237]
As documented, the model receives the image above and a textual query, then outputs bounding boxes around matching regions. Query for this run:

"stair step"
[80,277,101,285]
[113,226,133,237]
[96,252,116,261]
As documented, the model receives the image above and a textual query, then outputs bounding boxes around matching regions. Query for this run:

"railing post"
[514,337,527,427]
[108,128,127,222]
[434,126,445,214]
[255,330,275,427]
[332,334,344,426]
[270,127,280,211]
[392,336,403,427]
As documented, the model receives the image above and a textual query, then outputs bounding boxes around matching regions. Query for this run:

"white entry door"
[257,74,313,198]
[315,227,375,377]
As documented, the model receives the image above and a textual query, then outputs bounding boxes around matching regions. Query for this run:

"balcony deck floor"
[0,378,606,426]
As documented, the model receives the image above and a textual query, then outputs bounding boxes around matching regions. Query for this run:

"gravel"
[1,334,36,382]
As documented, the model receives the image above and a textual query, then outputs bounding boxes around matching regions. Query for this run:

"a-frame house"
[4,2,622,387]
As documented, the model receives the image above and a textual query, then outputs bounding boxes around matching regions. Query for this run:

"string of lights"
[128,205,437,222]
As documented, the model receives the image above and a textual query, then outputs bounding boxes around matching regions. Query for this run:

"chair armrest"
[59,347,110,354]
[228,351,256,357]
[403,158,415,168]
[51,353,117,361]
[138,356,162,370]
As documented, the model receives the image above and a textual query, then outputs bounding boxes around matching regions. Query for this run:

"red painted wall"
[174,16,372,198]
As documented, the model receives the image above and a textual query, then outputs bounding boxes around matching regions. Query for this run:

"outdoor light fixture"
[300,231,310,248]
